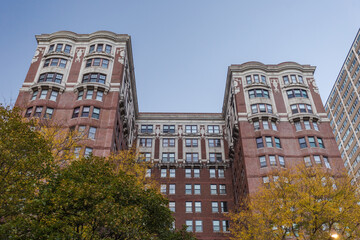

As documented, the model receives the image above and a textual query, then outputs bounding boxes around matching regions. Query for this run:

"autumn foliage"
[0,106,196,240]
[228,165,360,240]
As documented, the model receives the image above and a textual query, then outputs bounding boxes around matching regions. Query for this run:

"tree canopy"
[0,106,196,240]
[229,165,360,240]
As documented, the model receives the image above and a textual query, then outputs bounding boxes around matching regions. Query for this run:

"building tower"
[15,31,344,240]
[15,31,138,157]
[222,62,343,204]
[324,29,360,184]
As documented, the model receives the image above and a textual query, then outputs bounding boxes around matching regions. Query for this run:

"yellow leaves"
[229,164,360,240]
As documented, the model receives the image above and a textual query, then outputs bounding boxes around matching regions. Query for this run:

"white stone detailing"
[308,78,319,94]
[155,125,161,137]
[117,48,125,64]
[178,126,183,136]
[75,49,84,62]
[200,126,205,137]
[271,78,279,92]
[31,48,43,64]
[233,77,241,94]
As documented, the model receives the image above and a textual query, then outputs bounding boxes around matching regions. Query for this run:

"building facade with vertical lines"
[324,29,360,184]
[15,31,343,240]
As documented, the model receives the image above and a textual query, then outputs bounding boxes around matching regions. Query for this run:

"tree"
[228,165,360,240]
[0,106,54,232]
[0,106,196,240]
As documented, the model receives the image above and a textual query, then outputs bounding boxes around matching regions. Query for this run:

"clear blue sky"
[0,0,359,112]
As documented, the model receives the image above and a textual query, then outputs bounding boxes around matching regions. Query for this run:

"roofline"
[221,61,316,117]
[324,28,360,107]
[137,112,224,121]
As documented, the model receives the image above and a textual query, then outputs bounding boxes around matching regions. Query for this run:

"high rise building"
[15,31,343,240]
[324,29,360,184]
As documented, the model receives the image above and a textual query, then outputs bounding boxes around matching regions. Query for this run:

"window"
[218,168,225,178]
[308,137,316,147]
[208,125,220,133]
[39,89,48,99]
[169,202,175,212]
[95,90,103,101]
[185,125,197,133]
[209,184,218,195]
[291,104,313,114]
[219,184,226,194]
[84,147,92,157]
[44,107,54,119]
[254,121,260,130]
[222,220,230,232]
[313,122,319,131]
[81,106,90,117]
[209,153,222,163]
[64,44,71,53]
[186,202,193,213]
[77,90,84,100]
[195,220,202,232]
[190,168,198,178]
[185,139,198,147]
[141,125,153,133]
[105,44,112,54]
[89,44,112,53]
[162,153,175,163]
[169,184,175,194]
[49,90,58,101]
[82,73,106,84]
[186,220,193,232]
[274,137,281,148]
[72,107,80,118]
[304,120,311,130]
[140,153,151,161]
[259,156,267,168]
[263,176,270,184]
[195,202,202,213]
[210,168,216,178]
[185,184,192,195]
[271,121,277,131]
[213,220,220,232]
[265,136,273,147]
[194,184,201,195]
[163,125,175,133]
[314,155,321,165]
[85,58,109,68]
[283,76,289,84]
[295,121,302,131]
[256,137,264,148]
[304,156,312,167]
[248,89,270,98]
[324,156,331,169]
[169,168,176,178]
[299,137,307,148]
[286,89,308,98]
[185,168,192,178]
[38,73,63,84]
[74,147,81,159]
[161,184,166,194]
[161,169,167,178]
[34,106,43,117]
[146,169,151,177]
[279,156,285,167]
[92,107,100,119]
[44,58,67,68]
[318,137,325,148]
[263,121,269,129]
[86,89,93,99]
[140,138,152,147]
[163,138,175,147]
[269,155,276,166]
[25,107,32,117]
[209,139,221,147]
[212,202,219,213]
[221,201,228,213]
[186,153,199,163]
[251,104,273,114]
[56,43,63,52]
[31,90,38,100]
